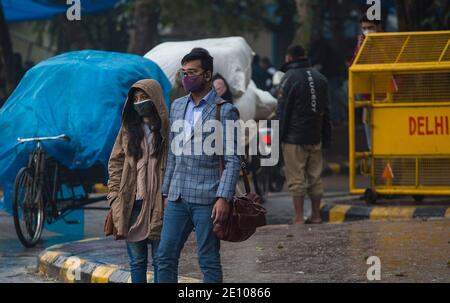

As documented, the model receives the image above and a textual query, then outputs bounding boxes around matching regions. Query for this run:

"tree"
[34,2,131,53]
[128,0,267,54]
[263,0,298,67]
[38,0,267,56]
[293,0,320,51]
[0,0,14,101]
[396,0,450,31]
[127,0,160,54]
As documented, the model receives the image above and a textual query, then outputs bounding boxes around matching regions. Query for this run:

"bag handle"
[216,100,251,194]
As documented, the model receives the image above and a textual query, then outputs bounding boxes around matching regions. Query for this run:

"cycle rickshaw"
[0,50,171,247]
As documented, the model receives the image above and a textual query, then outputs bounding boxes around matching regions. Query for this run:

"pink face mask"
[213,79,226,97]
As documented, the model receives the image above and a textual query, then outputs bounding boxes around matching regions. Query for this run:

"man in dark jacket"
[276,44,332,224]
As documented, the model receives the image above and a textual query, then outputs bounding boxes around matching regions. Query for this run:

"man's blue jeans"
[157,199,222,283]
[126,199,160,283]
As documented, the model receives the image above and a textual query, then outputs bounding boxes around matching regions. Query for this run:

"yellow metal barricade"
[349,31,450,204]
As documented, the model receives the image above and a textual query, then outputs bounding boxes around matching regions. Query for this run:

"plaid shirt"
[162,90,241,205]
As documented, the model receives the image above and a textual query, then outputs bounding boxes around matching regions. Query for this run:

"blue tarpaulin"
[2,0,124,23]
[0,50,171,235]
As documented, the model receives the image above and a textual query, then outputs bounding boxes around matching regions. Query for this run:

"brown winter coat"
[107,79,169,240]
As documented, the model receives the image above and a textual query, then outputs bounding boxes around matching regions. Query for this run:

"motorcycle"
[246,113,285,201]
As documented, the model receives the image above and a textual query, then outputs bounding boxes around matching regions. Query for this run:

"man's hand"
[211,198,230,224]
[357,34,365,48]
[163,196,168,209]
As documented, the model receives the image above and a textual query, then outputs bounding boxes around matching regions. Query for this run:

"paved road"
[38,218,450,283]
[0,175,355,282]
[0,200,108,282]
[1,175,448,282]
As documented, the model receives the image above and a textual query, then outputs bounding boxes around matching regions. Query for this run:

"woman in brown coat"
[107,79,168,283]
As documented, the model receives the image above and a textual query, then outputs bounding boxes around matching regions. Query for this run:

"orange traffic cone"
[388,75,399,93]
[382,163,394,186]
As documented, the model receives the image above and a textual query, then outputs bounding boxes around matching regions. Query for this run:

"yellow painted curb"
[74,237,102,243]
[127,272,199,283]
[370,207,415,221]
[91,265,119,283]
[329,205,352,223]
[328,163,341,174]
[178,276,201,283]
[60,257,87,283]
[38,251,65,274]
[94,184,108,193]
[147,272,154,281]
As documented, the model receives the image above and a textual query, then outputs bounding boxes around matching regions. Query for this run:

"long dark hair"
[123,89,163,161]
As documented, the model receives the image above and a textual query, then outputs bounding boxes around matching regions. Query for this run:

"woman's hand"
[163,197,168,209]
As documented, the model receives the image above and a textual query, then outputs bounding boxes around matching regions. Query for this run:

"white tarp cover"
[145,36,253,98]
[234,81,277,121]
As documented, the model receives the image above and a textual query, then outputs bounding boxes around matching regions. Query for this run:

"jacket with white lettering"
[276,58,332,148]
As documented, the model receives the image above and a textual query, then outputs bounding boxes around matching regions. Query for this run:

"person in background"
[276,44,332,225]
[212,73,233,103]
[261,57,277,76]
[261,57,276,91]
[251,54,268,90]
[270,70,285,98]
[107,79,169,283]
[348,16,383,67]
[348,16,383,151]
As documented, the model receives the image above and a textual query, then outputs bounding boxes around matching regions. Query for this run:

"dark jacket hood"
[280,58,311,73]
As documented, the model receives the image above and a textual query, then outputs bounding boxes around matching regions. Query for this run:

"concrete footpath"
[37,219,450,283]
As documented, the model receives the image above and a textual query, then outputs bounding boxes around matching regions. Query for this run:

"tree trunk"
[0,0,14,95]
[293,0,320,51]
[395,0,435,31]
[127,0,160,55]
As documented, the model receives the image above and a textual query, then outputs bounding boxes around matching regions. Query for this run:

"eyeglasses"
[179,70,205,78]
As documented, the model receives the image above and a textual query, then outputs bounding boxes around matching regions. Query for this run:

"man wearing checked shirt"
[158,48,241,283]
[183,89,213,143]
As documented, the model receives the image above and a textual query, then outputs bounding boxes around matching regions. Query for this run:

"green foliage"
[420,0,450,30]
[37,0,268,54]
[158,0,266,36]
[396,0,450,31]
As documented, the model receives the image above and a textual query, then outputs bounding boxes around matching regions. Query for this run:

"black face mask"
[133,99,156,117]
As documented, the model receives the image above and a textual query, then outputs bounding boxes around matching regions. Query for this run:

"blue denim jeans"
[157,199,222,283]
[126,199,160,283]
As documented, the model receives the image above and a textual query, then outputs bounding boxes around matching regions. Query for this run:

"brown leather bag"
[212,100,267,242]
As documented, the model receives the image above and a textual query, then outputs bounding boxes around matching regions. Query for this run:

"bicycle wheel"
[13,167,45,248]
